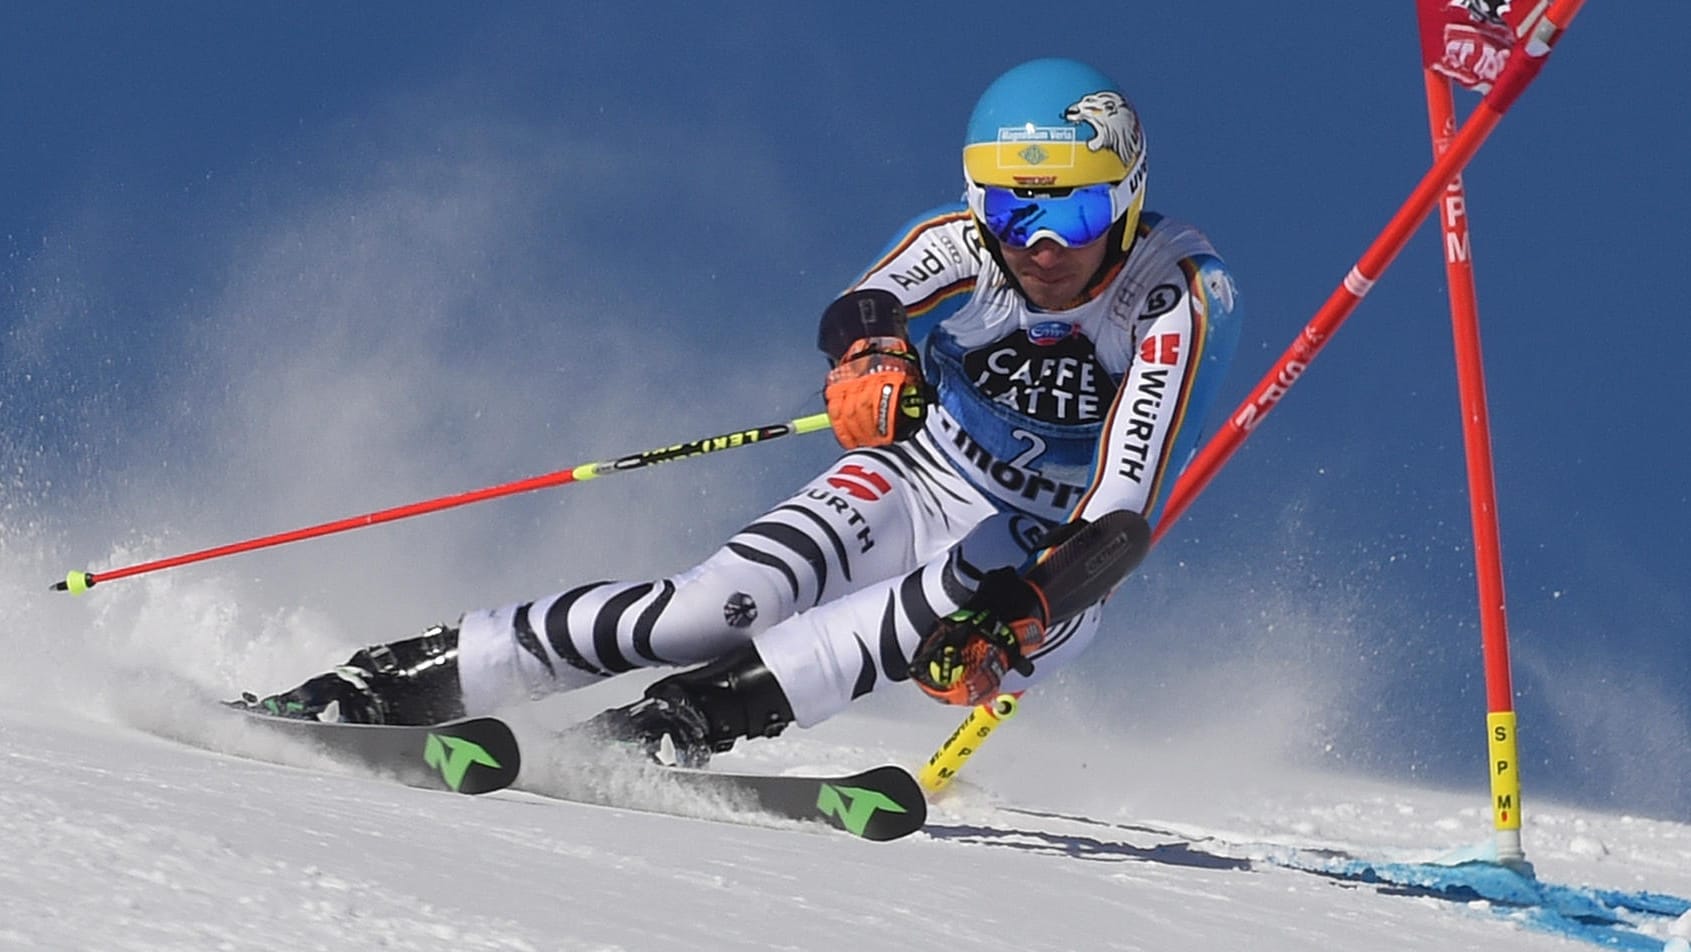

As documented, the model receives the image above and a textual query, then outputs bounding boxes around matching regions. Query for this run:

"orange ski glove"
[911,568,1050,706]
[824,336,928,449]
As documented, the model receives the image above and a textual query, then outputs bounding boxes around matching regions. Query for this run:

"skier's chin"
[1018,274,1081,309]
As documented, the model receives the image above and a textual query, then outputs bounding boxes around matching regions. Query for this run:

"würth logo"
[827,464,892,501]
[1138,334,1181,366]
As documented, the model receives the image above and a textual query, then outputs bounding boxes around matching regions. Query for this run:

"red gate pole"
[1422,49,1526,871]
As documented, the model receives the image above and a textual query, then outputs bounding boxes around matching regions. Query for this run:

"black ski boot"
[234,624,467,725]
[584,644,796,768]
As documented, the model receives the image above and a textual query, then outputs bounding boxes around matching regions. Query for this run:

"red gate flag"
[1417,0,1540,92]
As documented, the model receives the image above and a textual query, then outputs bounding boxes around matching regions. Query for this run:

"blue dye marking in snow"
[1292,855,1689,951]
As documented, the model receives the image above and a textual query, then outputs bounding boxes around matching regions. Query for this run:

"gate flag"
[1417,0,1539,92]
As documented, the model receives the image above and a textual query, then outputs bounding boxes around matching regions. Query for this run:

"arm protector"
[817,289,912,364]
[1024,508,1151,624]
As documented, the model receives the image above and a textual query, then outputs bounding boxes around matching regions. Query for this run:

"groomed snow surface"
[3,681,1688,952]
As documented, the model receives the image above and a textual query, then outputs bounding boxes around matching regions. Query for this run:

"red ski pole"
[52,412,832,594]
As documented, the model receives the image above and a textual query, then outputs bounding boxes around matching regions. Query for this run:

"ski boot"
[583,644,795,768]
[233,624,466,725]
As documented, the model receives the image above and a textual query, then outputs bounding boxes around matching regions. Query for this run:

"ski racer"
[240,57,1243,766]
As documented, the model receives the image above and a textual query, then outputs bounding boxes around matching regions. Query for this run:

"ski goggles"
[967,179,1125,249]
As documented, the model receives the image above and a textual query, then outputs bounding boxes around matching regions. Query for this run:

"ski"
[675,763,927,841]
[535,762,928,842]
[229,709,521,795]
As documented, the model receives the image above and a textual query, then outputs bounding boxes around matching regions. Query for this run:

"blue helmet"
[963,59,1147,251]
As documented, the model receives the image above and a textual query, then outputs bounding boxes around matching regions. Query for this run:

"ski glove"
[911,568,1050,706]
[824,336,929,449]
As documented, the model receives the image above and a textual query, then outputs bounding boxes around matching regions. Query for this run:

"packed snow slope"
[2,681,1688,951]
[3,484,1689,950]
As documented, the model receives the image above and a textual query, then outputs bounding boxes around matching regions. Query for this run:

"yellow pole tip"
[64,571,93,595]
[991,694,1018,718]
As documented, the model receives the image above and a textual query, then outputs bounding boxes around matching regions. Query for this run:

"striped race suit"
[454,207,1241,726]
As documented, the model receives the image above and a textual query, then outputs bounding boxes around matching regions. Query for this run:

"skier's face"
[1000,234,1110,310]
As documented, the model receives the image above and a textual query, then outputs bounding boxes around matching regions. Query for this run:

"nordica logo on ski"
[816,782,908,837]
[424,733,502,792]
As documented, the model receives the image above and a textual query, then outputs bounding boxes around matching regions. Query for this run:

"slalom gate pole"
[51,412,833,594]
[919,0,1588,795]
[1420,8,1533,866]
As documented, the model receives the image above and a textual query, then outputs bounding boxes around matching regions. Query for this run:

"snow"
[3,446,1686,951]
[3,685,1688,951]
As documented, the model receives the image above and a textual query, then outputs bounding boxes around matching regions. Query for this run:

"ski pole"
[919,693,1019,793]
[52,411,833,594]
[919,0,1590,792]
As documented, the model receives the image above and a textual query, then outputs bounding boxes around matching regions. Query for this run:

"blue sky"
[3,5,1686,817]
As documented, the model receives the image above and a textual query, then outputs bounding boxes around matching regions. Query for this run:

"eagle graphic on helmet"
[1063,91,1144,171]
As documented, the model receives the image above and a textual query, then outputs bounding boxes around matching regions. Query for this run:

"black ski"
[536,762,928,841]
[230,709,521,795]
[680,763,927,841]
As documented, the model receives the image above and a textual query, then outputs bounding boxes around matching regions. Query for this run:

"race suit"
[453,206,1241,726]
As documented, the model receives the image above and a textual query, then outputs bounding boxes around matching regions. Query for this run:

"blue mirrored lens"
[980,183,1117,249]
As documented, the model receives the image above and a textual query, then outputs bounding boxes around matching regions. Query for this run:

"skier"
[240,57,1243,765]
